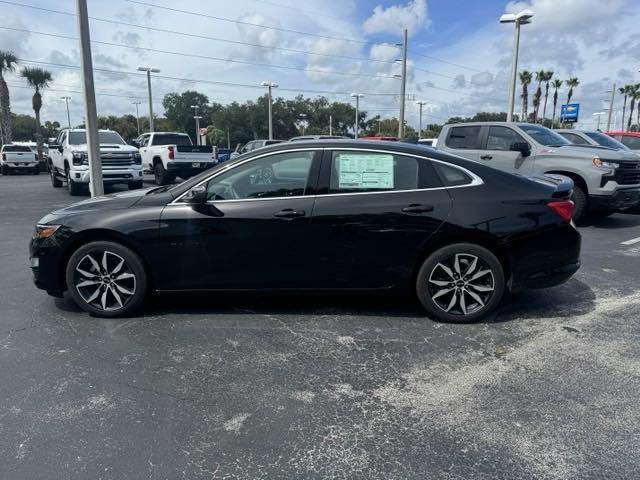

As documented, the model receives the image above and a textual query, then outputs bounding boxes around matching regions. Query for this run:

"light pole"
[593,112,606,130]
[416,100,427,139]
[137,66,160,132]
[605,84,616,132]
[61,96,71,128]
[500,9,534,123]
[191,105,201,145]
[132,101,141,136]
[261,81,278,140]
[299,113,307,135]
[395,28,408,138]
[350,93,364,138]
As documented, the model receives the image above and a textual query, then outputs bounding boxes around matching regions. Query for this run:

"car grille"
[613,160,640,185]
[101,152,134,167]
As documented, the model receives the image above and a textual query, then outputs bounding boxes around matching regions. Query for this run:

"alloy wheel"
[427,253,495,316]
[73,250,137,312]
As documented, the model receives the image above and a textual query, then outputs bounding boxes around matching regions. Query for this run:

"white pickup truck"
[1,144,40,175]
[135,132,216,185]
[48,128,144,196]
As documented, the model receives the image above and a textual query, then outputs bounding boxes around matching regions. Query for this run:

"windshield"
[520,124,571,147]
[69,131,126,145]
[152,134,193,146]
[584,131,630,150]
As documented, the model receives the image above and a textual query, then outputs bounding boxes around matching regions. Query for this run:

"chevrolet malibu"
[30,140,581,323]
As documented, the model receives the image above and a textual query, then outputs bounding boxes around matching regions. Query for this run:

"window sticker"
[337,153,394,189]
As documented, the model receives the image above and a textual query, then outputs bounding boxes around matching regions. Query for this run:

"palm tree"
[519,70,532,122]
[0,50,18,144]
[550,79,563,127]
[564,77,580,124]
[532,70,545,123]
[20,67,52,161]
[619,85,630,132]
[541,70,554,123]
[627,84,640,132]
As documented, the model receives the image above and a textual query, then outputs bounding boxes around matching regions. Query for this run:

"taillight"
[1,153,5,161]
[547,200,574,222]
[168,146,174,159]
[34,154,38,160]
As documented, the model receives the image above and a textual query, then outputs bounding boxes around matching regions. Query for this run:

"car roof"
[442,121,541,128]
[606,131,640,137]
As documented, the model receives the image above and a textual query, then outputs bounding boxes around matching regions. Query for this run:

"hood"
[547,145,640,161]
[68,144,138,153]
[50,188,152,215]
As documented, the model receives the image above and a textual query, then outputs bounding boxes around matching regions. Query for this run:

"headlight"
[593,156,618,169]
[34,224,60,239]
[133,152,142,164]
[72,152,88,166]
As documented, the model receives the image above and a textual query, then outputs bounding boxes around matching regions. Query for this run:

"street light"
[593,112,606,130]
[298,113,307,135]
[350,93,364,138]
[132,101,141,137]
[500,8,534,123]
[416,100,427,139]
[60,96,71,129]
[137,66,160,132]
[191,105,201,145]
[261,81,278,140]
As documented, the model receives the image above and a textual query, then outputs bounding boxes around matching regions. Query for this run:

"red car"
[605,131,640,152]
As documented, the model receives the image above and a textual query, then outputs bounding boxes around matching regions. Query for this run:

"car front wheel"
[416,243,505,323]
[65,241,148,317]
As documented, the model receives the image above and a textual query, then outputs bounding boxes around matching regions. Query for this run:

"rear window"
[620,136,640,149]
[445,126,482,149]
[558,132,590,145]
[2,145,32,152]
[584,131,628,150]
[152,134,193,146]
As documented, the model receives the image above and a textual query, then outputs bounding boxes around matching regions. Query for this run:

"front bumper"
[589,187,640,211]
[29,232,68,296]
[70,167,144,184]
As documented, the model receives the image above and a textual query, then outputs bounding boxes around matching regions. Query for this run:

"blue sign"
[561,103,580,123]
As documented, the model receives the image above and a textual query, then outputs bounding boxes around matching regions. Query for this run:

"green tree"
[20,67,52,160]
[0,50,18,144]
[550,79,563,127]
[619,85,632,132]
[532,70,545,123]
[541,70,554,122]
[519,70,532,121]
[162,90,218,142]
[627,84,640,132]
[43,120,60,139]
[206,126,226,146]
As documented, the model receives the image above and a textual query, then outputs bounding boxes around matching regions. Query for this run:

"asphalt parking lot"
[2,173,640,479]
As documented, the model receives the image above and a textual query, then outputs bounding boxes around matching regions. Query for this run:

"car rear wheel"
[1,164,8,175]
[51,167,62,187]
[416,243,505,323]
[65,241,148,318]
[67,169,83,196]
[154,162,174,186]
[571,185,587,222]
[129,180,144,190]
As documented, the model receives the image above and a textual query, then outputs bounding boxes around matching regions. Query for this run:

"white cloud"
[231,13,284,61]
[369,43,401,62]
[362,0,430,37]
[471,72,494,87]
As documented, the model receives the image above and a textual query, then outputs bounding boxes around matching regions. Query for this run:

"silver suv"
[436,122,640,220]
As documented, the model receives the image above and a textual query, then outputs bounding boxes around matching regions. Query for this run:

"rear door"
[442,125,483,161]
[480,125,533,173]
[308,148,452,288]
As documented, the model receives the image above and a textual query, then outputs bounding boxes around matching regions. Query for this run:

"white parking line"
[621,236,640,246]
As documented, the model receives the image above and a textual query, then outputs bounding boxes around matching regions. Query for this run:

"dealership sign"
[561,103,580,123]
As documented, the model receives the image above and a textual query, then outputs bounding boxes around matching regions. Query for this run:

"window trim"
[169,147,483,205]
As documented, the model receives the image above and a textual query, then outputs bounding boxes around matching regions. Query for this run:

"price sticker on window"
[336,153,394,189]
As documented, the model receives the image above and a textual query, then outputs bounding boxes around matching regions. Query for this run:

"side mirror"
[48,143,59,150]
[511,141,531,157]
[183,185,207,204]
[58,145,64,153]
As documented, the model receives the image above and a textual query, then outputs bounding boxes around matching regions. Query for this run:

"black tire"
[571,185,587,222]
[65,241,148,318]
[67,169,83,196]
[51,167,63,187]
[416,243,505,323]
[32,167,40,175]
[154,162,174,186]
[1,164,7,176]
[128,180,144,190]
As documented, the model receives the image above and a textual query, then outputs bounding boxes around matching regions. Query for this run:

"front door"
[480,125,532,173]
[157,149,321,290]
[309,149,452,289]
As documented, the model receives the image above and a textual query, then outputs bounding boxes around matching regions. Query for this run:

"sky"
[2,0,640,131]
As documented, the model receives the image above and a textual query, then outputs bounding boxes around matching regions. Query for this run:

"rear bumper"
[509,223,581,290]
[165,161,217,177]
[2,162,39,169]
[589,188,640,211]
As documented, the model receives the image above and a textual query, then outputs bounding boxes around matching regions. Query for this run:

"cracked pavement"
[1,175,640,479]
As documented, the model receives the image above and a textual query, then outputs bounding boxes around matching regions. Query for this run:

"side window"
[59,131,67,146]
[446,126,482,149]
[560,132,589,145]
[621,136,640,149]
[434,163,474,187]
[205,151,315,201]
[328,151,419,194]
[486,126,527,150]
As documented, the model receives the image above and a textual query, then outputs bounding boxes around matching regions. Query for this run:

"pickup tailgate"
[527,173,574,199]
[173,144,214,163]
[3,151,36,163]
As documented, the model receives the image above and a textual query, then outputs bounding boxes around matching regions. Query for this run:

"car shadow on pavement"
[579,213,640,229]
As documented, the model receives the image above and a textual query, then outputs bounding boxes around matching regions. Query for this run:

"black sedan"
[30,140,581,323]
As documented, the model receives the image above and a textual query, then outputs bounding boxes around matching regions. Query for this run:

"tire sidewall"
[571,185,587,222]
[65,241,148,318]
[416,243,505,323]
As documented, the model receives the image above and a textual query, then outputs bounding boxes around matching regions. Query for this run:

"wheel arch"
[544,170,588,193]
[59,229,152,291]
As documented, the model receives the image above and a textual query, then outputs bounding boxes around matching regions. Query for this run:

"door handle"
[480,155,493,160]
[402,204,434,214]
[274,208,306,218]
